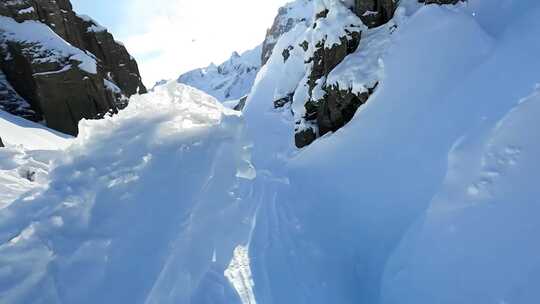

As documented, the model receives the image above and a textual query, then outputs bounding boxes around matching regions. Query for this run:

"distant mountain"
[176,45,261,102]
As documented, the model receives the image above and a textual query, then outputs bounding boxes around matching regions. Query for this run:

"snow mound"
[0,83,255,303]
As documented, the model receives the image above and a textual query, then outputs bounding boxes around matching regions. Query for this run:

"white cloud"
[119,0,289,87]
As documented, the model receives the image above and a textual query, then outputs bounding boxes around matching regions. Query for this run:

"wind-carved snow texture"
[1,0,540,303]
[224,245,256,304]
[0,83,257,304]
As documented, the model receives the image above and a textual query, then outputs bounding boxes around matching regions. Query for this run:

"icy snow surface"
[1,0,540,303]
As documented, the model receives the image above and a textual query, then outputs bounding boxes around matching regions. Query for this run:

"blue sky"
[71,0,288,87]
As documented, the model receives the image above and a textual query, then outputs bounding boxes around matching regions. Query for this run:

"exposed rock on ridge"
[261,0,314,66]
[0,69,39,121]
[354,0,397,28]
[0,0,146,135]
[261,0,466,148]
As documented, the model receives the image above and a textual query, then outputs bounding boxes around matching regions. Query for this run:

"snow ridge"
[176,45,262,102]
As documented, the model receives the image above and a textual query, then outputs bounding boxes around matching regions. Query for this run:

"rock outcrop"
[0,0,145,135]
[0,70,39,122]
[293,1,374,148]
[295,30,365,147]
[0,136,3,147]
[354,0,397,28]
[261,0,313,66]
[262,0,465,148]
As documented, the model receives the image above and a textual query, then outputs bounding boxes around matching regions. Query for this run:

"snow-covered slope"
[176,45,262,102]
[1,0,540,304]
[0,111,72,151]
[240,0,540,303]
[0,110,72,209]
[0,83,255,303]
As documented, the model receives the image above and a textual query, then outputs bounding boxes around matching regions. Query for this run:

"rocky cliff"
[0,0,146,135]
[261,0,314,66]
[257,0,463,148]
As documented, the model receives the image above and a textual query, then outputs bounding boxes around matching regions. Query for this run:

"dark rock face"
[0,70,40,122]
[294,128,316,149]
[234,96,248,111]
[355,0,398,28]
[294,9,365,148]
[0,136,4,147]
[33,67,116,135]
[75,16,146,97]
[261,5,308,66]
[294,0,461,148]
[0,0,145,135]
[317,84,376,136]
[274,93,294,109]
[306,33,361,93]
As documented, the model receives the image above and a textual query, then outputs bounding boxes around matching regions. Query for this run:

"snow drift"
[0,83,256,303]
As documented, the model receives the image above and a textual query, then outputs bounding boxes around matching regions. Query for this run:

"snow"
[1,0,540,303]
[326,15,396,94]
[0,110,72,151]
[0,146,57,209]
[176,45,262,102]
[382,87,540,304]
[17,7,35,15]
[0,83,256,303]
[87,24,107,33]
[103,79,122,94]
[0,110,71,209]
[242,1,540,303]
[0,16,98,74]
[77,14,108,33]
